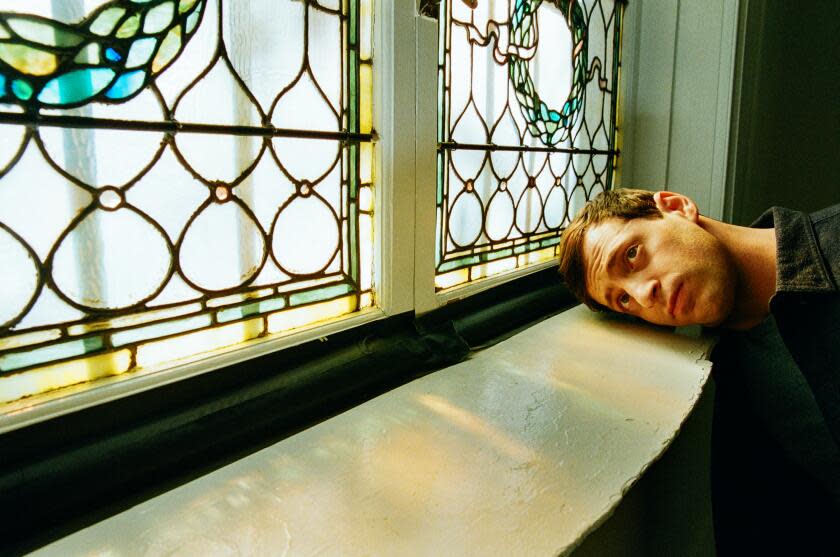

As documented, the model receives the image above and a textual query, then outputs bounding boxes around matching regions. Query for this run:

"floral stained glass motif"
[0,0,374,406]
[0,0,205,107]
[436,0,623,289]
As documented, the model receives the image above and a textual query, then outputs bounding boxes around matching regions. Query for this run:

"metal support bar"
[439,141,618,155]
[0,111,376,142]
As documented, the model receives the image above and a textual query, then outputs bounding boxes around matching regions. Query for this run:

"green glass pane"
[11,78,32,100]
[348,50,358,131]
[540,237,560,248]
[0,74,6,97]
[144,1,174,34]
[217,297,286,323]
[38,68,116,105]
[289,283,353,306]
[152,26,181,73]
[179,0,200,14]
[6,17,84,47]
[349,0,358,45]
[126,37,157,68]
[487,248,513,261]
[0,336,103,372]
[111,314,212,347]
[73,43,101,65]
[436,152,444,204]
[89,7,126,36]
[0,43,56,76]
[439,255,479,273]
[116,13,141,38]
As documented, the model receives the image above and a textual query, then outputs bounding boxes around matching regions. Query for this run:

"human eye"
[626,244,639,262]
[618,292,631,309]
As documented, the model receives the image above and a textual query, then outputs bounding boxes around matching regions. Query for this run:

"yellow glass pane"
[267,295,356,334]
[360,63,372,134]
[276,274,343,294]
[435,268,469,290]
[136,318,265,368]
[359,185,373,212]
[360,0,372,60]
[360,213,373,291]
[0,43,57,75]
[0,350,131,404]
[0,329,62,351]
[517,246,556,267]
[67,303,203,335]
[360,142,373,183]
[470,257,517,281]
[206,288,274,308]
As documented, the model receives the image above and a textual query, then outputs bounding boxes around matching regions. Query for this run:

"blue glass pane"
[105,47,122,62]
[105,70,146,99]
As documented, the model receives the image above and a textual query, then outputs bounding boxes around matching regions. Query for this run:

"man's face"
[582,212,736,327]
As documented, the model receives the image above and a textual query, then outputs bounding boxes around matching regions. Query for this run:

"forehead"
[581,218,634,304]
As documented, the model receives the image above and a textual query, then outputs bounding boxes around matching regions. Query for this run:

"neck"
[698,216,777,330]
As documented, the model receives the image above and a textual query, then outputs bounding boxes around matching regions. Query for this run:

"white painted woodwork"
[34,305,713,557]
[620,0,739,221]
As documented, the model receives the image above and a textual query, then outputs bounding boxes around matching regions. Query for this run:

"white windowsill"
[33,305,714,557]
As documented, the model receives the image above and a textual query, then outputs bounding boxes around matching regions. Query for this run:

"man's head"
[558,188,737,327]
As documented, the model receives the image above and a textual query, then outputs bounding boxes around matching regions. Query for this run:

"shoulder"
[810,204,840,286]
[809,203,840,226]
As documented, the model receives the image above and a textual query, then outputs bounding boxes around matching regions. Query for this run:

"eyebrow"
[605,243,622,276]
[602,242,630,311]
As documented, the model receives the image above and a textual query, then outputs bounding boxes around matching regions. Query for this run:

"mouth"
[668,283,683,318]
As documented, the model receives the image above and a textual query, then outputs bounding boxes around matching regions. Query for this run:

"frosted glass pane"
[0,0,373,405]
[223,1,304,110]
[436,0,622,287]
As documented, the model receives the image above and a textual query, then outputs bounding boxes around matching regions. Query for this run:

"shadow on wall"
[729,1,840,225]
[571,381,716,557]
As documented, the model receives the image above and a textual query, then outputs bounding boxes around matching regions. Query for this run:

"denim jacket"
[710,205,840,553]
[756,204,840,448]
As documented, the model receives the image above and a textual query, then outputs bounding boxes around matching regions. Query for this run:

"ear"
[653,191,699,222]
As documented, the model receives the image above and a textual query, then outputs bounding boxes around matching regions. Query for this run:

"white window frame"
[4,0,626,431]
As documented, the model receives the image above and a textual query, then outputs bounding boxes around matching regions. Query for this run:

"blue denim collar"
[752,206,835,294]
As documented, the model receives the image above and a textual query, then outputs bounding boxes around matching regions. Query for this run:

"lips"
[668,283,683,318]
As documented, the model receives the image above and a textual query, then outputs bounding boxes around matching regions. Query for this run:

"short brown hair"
[558,188,662,310]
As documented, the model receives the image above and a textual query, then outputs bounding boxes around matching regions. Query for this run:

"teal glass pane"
[0,337,103,372]
[0,0,205,109]
[11,79,32,100]
[217,298,286,323]
[38,68,116,105]
[289,283,354,306]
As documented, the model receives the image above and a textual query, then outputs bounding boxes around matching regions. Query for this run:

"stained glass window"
[0,0,374,405]
[435,0,623,289]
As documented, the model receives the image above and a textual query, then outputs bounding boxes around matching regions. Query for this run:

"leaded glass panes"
[0,0,374,405]
[436,0,623,289]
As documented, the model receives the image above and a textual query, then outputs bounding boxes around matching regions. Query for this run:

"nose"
[627,277,659,308]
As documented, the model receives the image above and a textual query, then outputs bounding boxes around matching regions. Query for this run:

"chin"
[693,302,731,327]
